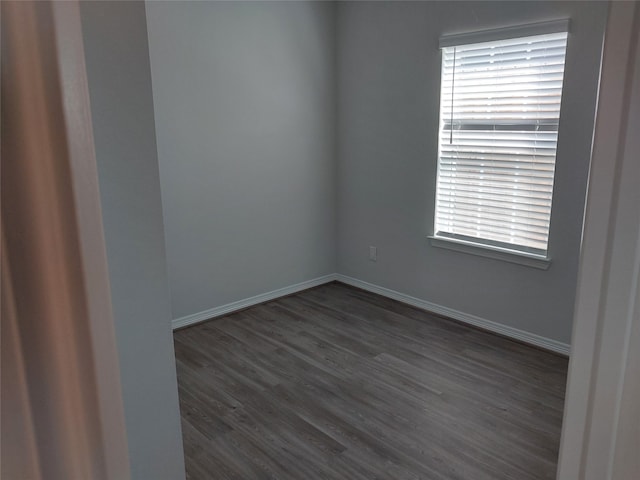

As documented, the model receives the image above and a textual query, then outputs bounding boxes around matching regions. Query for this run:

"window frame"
[430,20,570,267]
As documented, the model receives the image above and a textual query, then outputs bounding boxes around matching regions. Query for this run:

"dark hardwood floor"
[174,282,568,480]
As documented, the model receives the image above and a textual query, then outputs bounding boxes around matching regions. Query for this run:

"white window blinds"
[435,30,568,255]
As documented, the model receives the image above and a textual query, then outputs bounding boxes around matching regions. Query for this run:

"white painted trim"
[172,272,570,355]
[558,4,640,479]
[428,235,551,270]
[172,274,338,330]
[335,274,570,356]
[439,19,571,48]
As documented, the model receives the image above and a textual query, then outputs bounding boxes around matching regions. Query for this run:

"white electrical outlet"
[369,246,377,262]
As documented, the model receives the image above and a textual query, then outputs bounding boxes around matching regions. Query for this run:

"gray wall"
[146,1,338,320]
[336,1,607,344]
[80,2,185,479]
[141,1,603,347]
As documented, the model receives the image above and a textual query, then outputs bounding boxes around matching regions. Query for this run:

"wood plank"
[174,282,568,479]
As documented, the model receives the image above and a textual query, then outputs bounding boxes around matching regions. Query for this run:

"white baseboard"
[335,274,571,356]
[172,274,337,330]
[171,272,570,356]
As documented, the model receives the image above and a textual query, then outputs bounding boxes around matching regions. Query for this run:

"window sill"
[428,236,551,270]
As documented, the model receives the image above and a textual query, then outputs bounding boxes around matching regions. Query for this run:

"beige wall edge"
[1,1,130,478]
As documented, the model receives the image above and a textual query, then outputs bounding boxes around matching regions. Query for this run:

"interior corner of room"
[145,0,605,353]
[4,0,639,479]
[82,1,631,478]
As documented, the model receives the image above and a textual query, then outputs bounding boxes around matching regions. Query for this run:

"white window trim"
[432,21,571,263]
[439,18,570,48]
[428,235,552,270]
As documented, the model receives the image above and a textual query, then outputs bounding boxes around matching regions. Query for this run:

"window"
[434,24,569,259]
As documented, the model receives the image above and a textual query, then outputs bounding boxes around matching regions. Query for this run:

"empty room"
[3,1,639,480]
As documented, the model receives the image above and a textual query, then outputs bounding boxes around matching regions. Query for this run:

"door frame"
[557,2,640,479]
